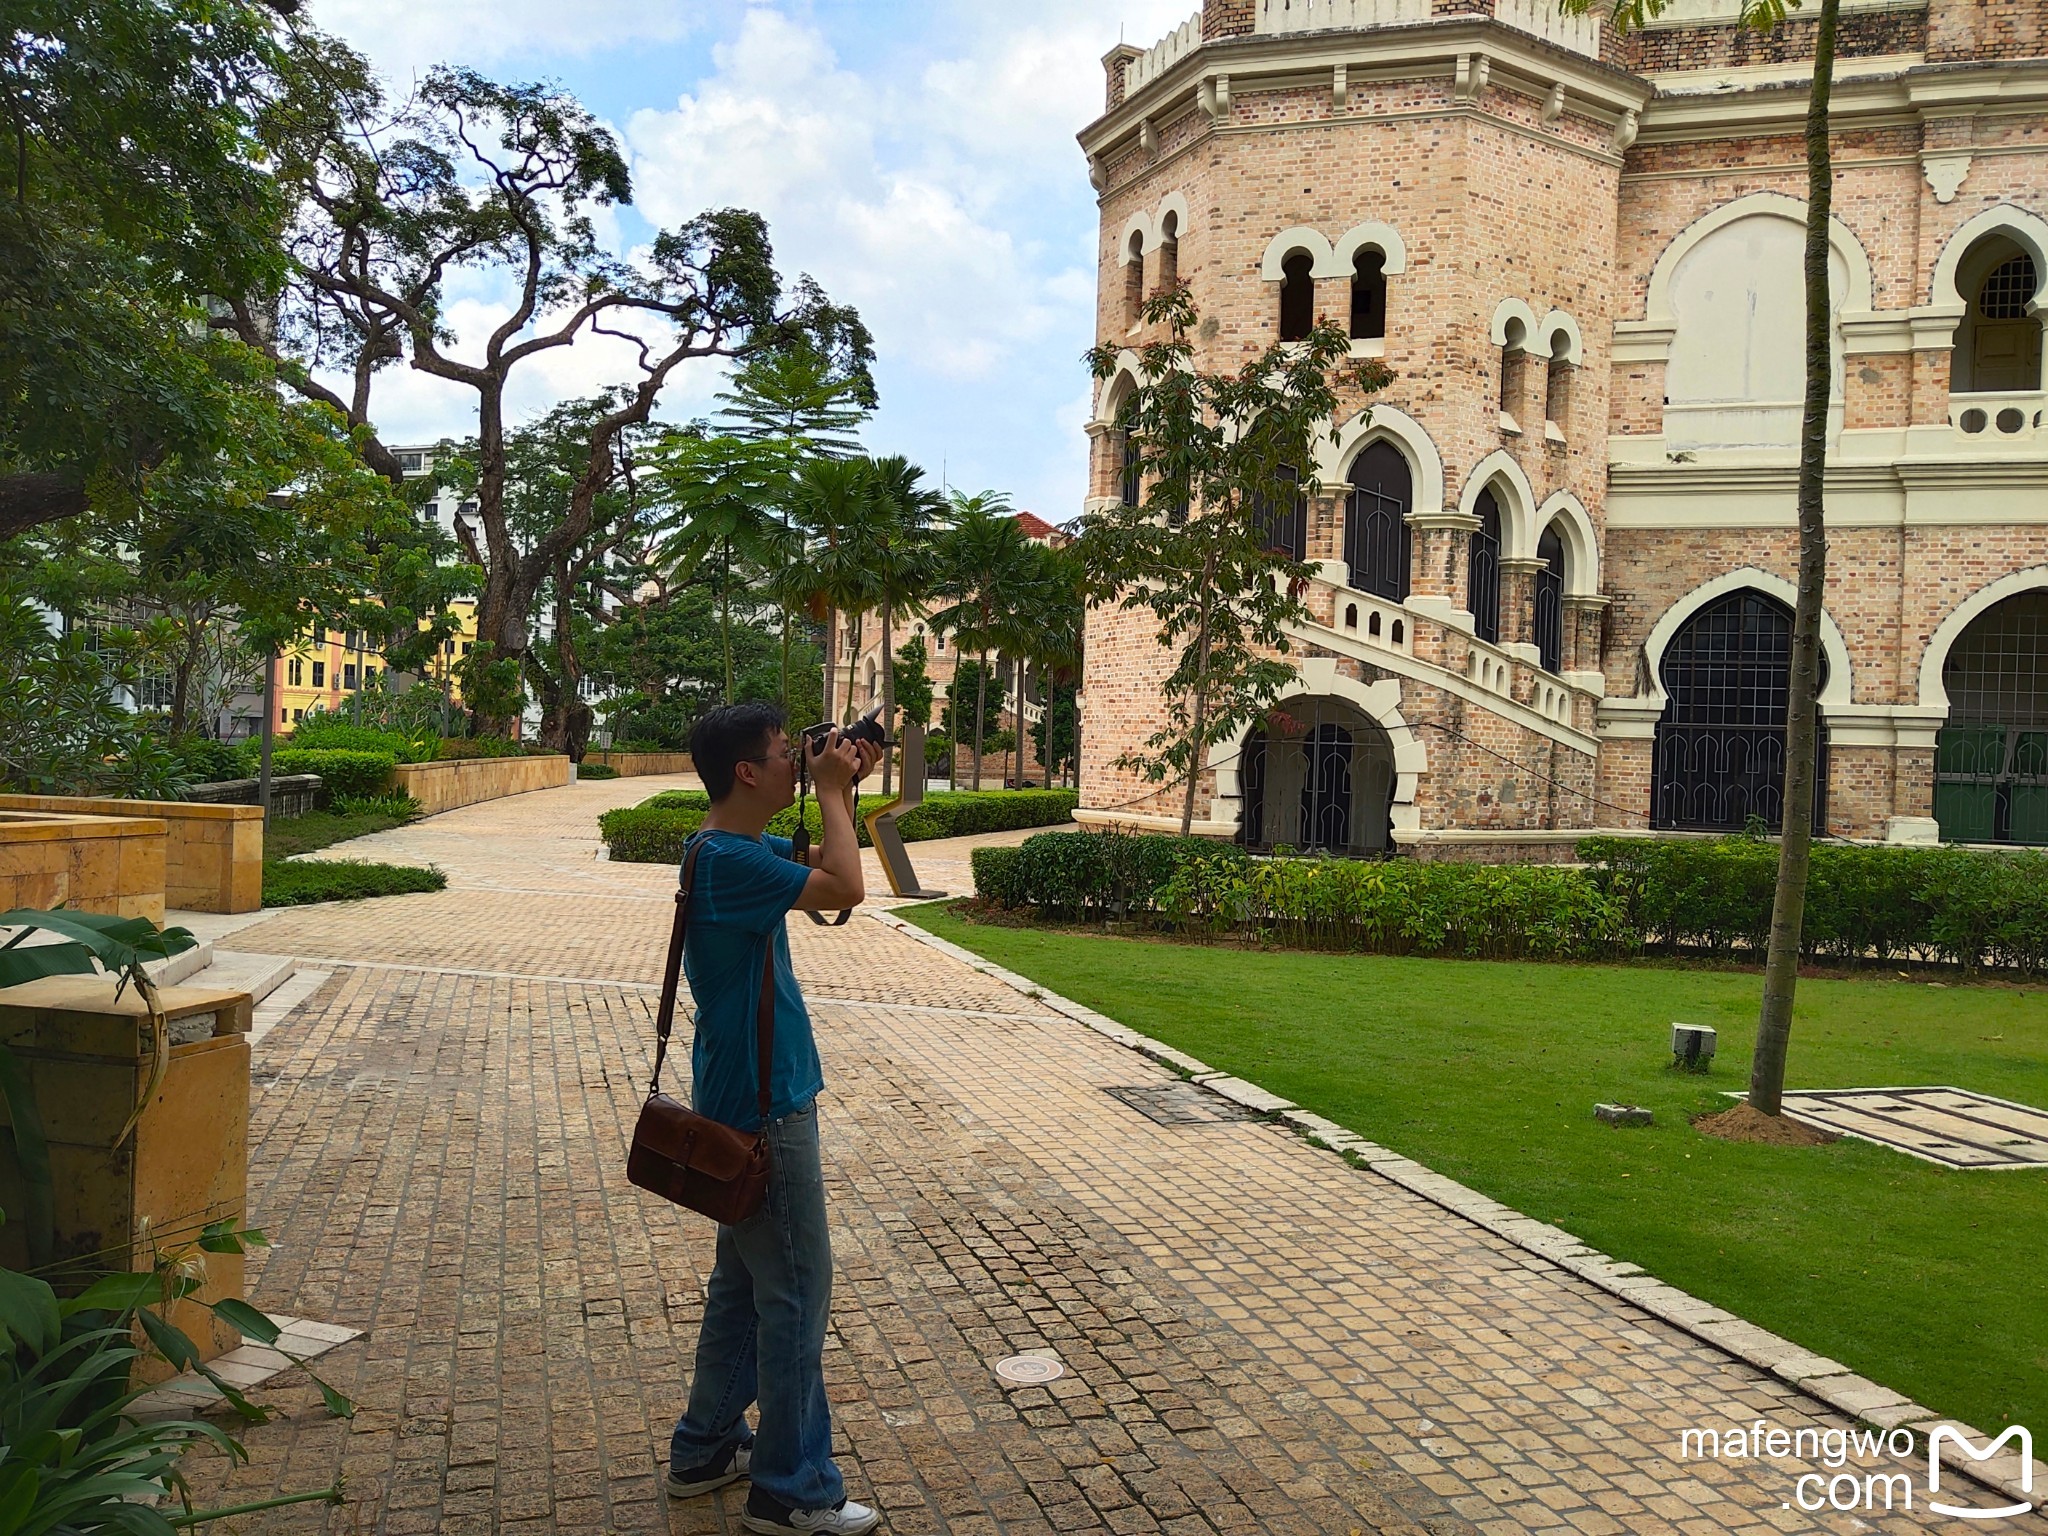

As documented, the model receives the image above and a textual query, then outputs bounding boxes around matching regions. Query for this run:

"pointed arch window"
[1343,443,1411,603]
[1156,212,1179,295]
[1279,251,1315,342]
[1250,465,1305,561]
[1468,490,1503,644]
[1534,526,1566,673]
[1350,250,1386,340]
[1118,425,1142,508]
[1124,231,1146,327]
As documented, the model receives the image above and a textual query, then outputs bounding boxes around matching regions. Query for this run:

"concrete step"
[148,939,214,988]
[187,950,297,1007]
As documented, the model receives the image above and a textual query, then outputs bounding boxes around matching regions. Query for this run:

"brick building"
[1076,0,2048,857]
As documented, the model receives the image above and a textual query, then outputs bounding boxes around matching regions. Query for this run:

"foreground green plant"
[260,861,445,907]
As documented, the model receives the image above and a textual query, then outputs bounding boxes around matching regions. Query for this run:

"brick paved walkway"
[183,779,2022,1534]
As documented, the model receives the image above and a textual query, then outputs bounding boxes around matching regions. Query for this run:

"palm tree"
[864,455,948,795]
[787,456,886,725]
[931,493,1033,792]
[1022,540,1085,788]
[1561,0,1839,1121]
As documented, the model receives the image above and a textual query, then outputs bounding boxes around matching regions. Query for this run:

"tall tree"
[0,0,301,539]
[863,457,948,794]
[932,495,1032,793]
[1082,289,1381,834]
[231,55,871,733]
[715,343,875,457]
[786,458,886,726]
[1563,0,1838,1118]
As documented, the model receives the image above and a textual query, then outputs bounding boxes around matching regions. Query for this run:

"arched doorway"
[1343,442,1411,602]
[1651,589,1828,831]
[1240,696,1396,856]
[1934,589,2048,844]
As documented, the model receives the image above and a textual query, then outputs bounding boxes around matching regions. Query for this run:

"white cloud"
[308,0,709,77]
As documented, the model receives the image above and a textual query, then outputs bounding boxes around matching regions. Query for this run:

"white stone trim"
[1917,566,2048,715]
[1457,449,1539,559]
[1533,490,1600,594]
[1638,567,1854,713]
[1330,220,1408,276]
[1209,656,1429,834]
[1118,214,1152,264]
[1930,203,2048,312]
[1314,404,1446,517]
[1639,191,1877,336]
[1090,348,1145,428]
[1152,191,1191,249]
[1490,297,1539,349]
[1539,308,1585,366]
[1260,226,1338,281]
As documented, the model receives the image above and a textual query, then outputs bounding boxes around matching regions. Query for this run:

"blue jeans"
[670,1100,844,1512]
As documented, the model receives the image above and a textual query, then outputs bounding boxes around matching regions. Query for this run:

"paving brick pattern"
[185,780,2023,1532]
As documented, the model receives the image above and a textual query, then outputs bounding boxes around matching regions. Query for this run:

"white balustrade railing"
[1329,588,1413,654]
[1254,0,1429,34]
[1467,638,1575,725]
[1950,391,2046,442]
[1125,10,1203,96]
[1491,0,1603,55]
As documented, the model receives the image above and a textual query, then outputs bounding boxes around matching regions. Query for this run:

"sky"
[305,0,1198,522]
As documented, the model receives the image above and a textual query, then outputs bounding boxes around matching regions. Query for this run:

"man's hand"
[850,738,884,782]
[808,729,863,791]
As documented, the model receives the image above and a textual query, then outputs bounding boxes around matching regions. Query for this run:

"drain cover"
[1105,1082,1252,1127]
[994,1355,1065,1385]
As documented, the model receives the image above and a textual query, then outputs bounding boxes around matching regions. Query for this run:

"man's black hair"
[690,701,789,802]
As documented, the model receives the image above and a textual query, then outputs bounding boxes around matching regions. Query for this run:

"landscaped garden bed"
[900,898,2047,1441]
[600,788,1078,863]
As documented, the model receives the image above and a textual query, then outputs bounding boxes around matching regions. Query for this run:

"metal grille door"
[1936,590,2048,844]
[1534,526,1566,673]
[1343,443,1411,603]
[1468,491,1502,645]
[1652,589,1827,832]
[1240,698,1396,856]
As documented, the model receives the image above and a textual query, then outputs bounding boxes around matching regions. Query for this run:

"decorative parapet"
[1125,11,1202,97]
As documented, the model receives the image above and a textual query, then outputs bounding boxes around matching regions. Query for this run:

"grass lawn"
[263,806,415,860]
[901,902,2048,1437]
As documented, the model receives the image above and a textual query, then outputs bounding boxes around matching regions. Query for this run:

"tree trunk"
[1751,0,1839,1120]
[843,612,863,724]
[721,538,734,704]
[879,604,896,797]
[169,624,200,741]
[822,607,837,725]
[1180,563,1220,836]
[780,610,792,708]
[1002,656,1017,787]
[972,650,990,792]
[257,653,277,825]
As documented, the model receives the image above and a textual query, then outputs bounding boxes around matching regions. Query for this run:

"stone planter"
[0,810,167,923]
[0,794,264,913]
[180,774,323,820]
[391,754,570,815]
[0,973,253,1380]
[582,751,694,776]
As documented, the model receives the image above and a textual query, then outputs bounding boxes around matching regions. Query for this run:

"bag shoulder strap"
[650,832,780,1131]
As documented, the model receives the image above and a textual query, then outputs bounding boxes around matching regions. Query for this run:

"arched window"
[1534,526,1566,673]
[1279,250,1315,342]
[1240,697,1395,856]
[1124,231,1145,327]
[1544,336,1573,433]
[1250,465,1305,560]
[1499,318,1527,422]
[1118,408,1142,508]
[1954,240,2042,394]
[1935,589,2048,844]
[1468,490,1503,644]
[1157,212,1179,294]
[1652,589,1828,832]
[1343,442,1411,603]
[1350,249,1386,340]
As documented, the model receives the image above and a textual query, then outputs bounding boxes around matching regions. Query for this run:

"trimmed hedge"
[602,788,1079,865]
[436,735,533,760]
[576,763,621,780]
[972,831,2048,972]
[284,717,431,763]
[262,858,446,906]
[267,747,396,800]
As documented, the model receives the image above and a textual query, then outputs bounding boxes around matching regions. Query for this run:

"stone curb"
[872,907,2041,1508]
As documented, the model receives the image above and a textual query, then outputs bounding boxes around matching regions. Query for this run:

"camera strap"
[789,760,853,927]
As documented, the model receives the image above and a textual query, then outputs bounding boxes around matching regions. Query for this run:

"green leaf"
[0,1267,61,1355]
[67,1271,160,1317]
[206,1298,279,1346]
[0,1464,41,1534]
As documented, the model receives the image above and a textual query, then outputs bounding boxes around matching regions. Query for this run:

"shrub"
[169,736,248,786]
[262,858,446,906]
[577,762,620,780]
[436,734,533,759]
[329,791,424,820]
[286,714,431,763]
[268,747,396,799]
[602,788,1079,864]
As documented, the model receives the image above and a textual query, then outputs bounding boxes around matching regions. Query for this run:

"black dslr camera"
[799,700,889,762]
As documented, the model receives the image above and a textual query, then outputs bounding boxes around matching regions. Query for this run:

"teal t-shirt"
[682,830,821,1131]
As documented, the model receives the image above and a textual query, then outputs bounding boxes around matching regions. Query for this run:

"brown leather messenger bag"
[626,838,774,1224]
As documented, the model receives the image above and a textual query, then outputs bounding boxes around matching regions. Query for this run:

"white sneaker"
[740,1494,881,1534]
[666,1442,751,1498]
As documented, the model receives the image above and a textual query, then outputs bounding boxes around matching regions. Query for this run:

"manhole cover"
[1734,1086,2048,1169]
[1105,1083,1251,1127]
[994,1355,1065,1385]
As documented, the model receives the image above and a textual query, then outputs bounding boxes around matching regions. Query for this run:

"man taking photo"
[664,702,883,1536]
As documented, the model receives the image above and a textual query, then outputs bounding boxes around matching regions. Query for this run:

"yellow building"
[275,601,481,732]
